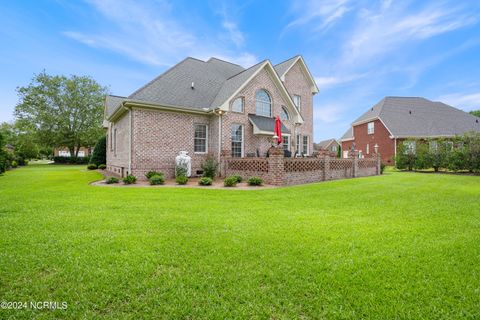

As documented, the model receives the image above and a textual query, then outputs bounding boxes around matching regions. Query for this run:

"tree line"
[395,132,480,173]
[1,71,108,173]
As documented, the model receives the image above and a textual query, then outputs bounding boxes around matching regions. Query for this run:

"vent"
[191,82,195,89]
[409,110,412,114]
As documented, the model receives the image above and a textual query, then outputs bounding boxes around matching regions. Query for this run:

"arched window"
[232,97,244,113]
[280,106,289,121]
[255,89,271,117]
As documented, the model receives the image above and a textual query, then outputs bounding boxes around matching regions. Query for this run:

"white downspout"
[128,108,132,174]
[218,113,222,163]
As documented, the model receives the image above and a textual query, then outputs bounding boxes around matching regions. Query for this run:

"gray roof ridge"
[107,94,126,98]
[225,59,267,81]
[128,57,200,98]
[274,55,300,67]
[207,57,244,68]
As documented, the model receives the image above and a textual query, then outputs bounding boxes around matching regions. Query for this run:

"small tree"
[395,140,416,171]
[337,145,341,158]
[200,155,218,178]
[0,132,7,174]
[89,135,106,166]
[414,141,429,170]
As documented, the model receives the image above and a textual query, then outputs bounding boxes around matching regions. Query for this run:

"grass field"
[1,165,479,319]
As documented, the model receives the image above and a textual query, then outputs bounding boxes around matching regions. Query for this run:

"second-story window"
[256,89,271,117]
[232,97,244,113]
[293,95,301,111]
[367,122,375,134]
[280,106,289,121]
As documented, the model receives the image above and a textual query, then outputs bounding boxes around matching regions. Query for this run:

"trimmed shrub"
[145,170,163,179]
[149,174,165,185]
[54,156,90,164]
[232,175,243,183]
[123,175,137,184]
[395,142,416,171]
[106,177,119,184]
[201,156,218,178]
[98,164,106,170]
[175,165,187,178]
[176,175,188,185]
[89,136,106,166]
[11,160,18,168]
[380,163,386,174]
[198,177,213,186]
[224,176,238,187]
[247,176,263,186]
[87,164,97,170]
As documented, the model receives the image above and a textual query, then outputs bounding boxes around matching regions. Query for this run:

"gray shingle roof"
[209,60,266,108]
[274,55,300,77]
[105,95,126,118]
[316,138,339,149]
[340,128,353,140]
[105,55,305,119]
[248,114,291,134]
[351,96,480,138]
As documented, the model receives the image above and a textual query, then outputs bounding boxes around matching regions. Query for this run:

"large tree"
[470,110,480,117]
[14,71,108,157]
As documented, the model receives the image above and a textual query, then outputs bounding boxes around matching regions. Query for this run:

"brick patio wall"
[224,146,381,186]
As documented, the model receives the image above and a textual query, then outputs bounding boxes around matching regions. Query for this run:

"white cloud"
[314,73,367,89]
[314,103,345,123]
[284,0,351,34]
[437,92,480,111]
[342,2,479,67]
[64,0,256,67]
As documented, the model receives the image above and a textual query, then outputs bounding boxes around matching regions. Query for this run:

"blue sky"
[1,0,480,141]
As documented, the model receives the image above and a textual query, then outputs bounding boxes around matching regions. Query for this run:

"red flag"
[274,116,282,145]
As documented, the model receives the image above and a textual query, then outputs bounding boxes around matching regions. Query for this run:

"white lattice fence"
[284,158,325,172]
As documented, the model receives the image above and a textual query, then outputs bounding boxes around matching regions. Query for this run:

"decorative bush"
[176,175,188,185]
[89,136,106,166]
[98,164,106,170]
[54,156,91,164]
[106,177,119,184]
[87,164,97,170]
[11,161,18,168]
[200,156,218,178]
[231,175,243,183]
[247,176,263,186]
[224,176,238,187]
[149,174,165,185]
[122,175,137,184]
[198,177,213,186]
[175,165,187,178]
[145,170,163,179]
[380,163,386,174]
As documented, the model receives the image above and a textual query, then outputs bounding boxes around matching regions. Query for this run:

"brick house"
[314,139,340,154]
[340,96,480,164]
[104,56,318,178]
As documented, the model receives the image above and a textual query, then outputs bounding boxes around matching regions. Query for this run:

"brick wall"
[341,119,395,164]
[106,111,131,176]
[224,146,381,186]
[131,108,212,179]
[283,62,314,154]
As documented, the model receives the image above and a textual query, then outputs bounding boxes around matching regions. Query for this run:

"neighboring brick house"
[104,56,318,178]
[340,96,480,164]
[314,139,340,154]
[54,147,92,158]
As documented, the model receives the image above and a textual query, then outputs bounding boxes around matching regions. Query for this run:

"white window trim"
[303,135,309,155]
[194,124,208,154]
[280,106,290,121]
[366,143,370,155]
[293,95,301,112]
[282,135,290,151]
[231,97,244,113]
[367,122,375,135]
[231,124,244,158]
[255,89,272,117]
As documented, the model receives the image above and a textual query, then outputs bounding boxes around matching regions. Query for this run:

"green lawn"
[1,165,479,319]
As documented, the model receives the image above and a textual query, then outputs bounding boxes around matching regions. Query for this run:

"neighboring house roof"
[341,96,480,141]
[316,138,339,150]
[248,114,291,135]
[340,127,354,141]
[105,56,317,121]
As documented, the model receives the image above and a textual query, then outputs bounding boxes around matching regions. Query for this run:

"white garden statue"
[175,151,192,177]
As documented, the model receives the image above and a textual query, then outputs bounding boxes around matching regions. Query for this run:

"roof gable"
[274,56,319,94]
[350,96,480,138]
